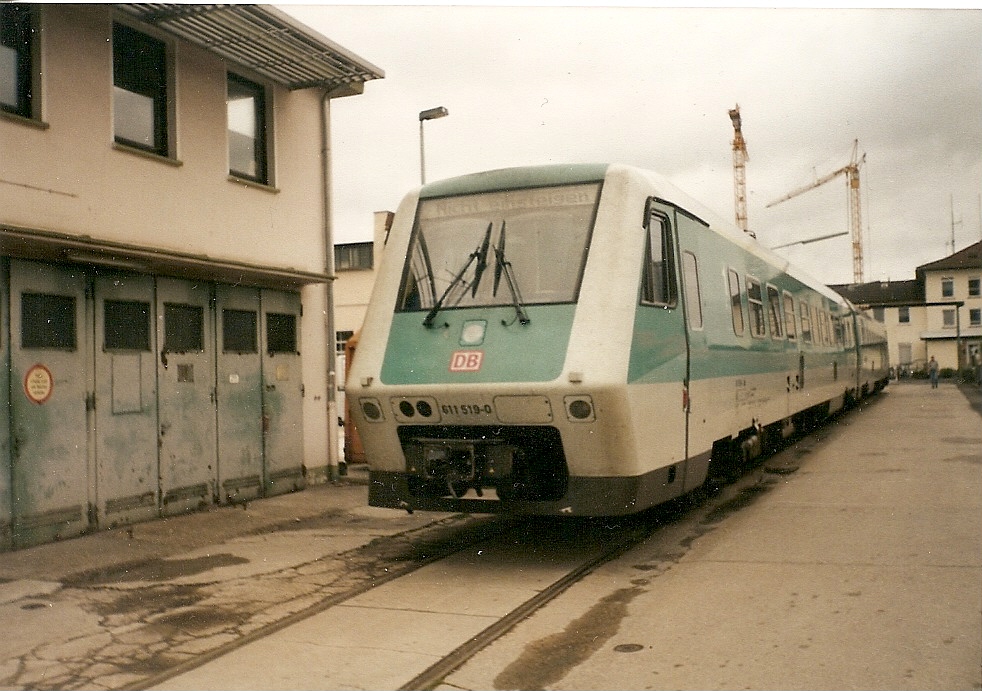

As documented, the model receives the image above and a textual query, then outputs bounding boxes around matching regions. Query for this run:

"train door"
[630,202,689,476]
[260,289,305,496]
[8,259,90,547]
[156,277,218,515]
[94,273,159,527]
[215,285,264,504]
[1,259,11,549]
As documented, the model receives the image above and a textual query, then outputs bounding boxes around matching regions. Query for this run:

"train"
[346,163,889,516]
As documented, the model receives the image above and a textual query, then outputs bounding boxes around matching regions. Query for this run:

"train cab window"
[681,251,702,328]
[727,268,744,336]
[640,214,677,307]
[105,300,151,351]
[800,302,812,343]
[223,309,258,354]
[746,277,765,338]
[783,292,797,340]
[266,313,297,354]
[400,182,599,312]
[164,303,203,352]
[766,285,783,339]
[22,293,76,350]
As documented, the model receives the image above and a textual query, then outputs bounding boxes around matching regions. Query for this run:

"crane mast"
[729,104,751,236]
[767,139,866,283]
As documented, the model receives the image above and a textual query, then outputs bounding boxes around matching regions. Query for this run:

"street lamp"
[419,106,448,184]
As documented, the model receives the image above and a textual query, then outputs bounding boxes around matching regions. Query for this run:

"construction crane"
[728,104,752,236]
[767,139,867,283]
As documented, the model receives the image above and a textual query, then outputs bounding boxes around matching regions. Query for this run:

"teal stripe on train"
[380,305,576,384]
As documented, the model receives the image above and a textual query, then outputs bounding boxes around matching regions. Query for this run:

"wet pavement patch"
[493,586,645,690]
[66,553,249,585]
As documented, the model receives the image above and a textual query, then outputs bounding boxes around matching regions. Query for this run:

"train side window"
[640,214,677,307]
[105,300,151,351]
[746,277,765,338]
[800,302,812,343]
[22,293,76,350]
[681,251,702,329]
[766,285,783,339]
[783,292,797,341]
[727,268,744,336]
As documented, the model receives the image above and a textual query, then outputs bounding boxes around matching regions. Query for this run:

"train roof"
[419,163,849,309]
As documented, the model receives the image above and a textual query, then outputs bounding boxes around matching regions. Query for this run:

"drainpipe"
[321,86,346,483]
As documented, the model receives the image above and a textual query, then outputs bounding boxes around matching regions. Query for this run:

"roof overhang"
[2,225,331,290]
[114,4,384,95]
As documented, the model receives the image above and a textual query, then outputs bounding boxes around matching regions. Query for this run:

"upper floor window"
[969,277,980,297]
[898,306,910,323]
[941,277,954,298]
[942,308,955,328]
[113,22,169,156]
[970,308,981,327]
[872,307,884,322]
[336,242,373,271]
[227,72,268,183]
[1,4,36,119]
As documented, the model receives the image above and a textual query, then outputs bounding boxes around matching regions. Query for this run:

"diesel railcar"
[347,164,889,516]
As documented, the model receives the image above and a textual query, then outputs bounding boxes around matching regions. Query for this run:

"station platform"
[0,380,979,690]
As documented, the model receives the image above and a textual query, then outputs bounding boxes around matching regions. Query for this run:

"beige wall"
[1,5,326,273]
[1,5,337,475]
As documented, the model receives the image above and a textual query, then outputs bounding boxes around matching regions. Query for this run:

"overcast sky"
[283,3,982,286]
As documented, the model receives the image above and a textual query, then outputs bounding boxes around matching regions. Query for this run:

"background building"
[833,241,982,375]
[0,4,383,549]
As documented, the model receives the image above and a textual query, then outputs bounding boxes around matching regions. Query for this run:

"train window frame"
[746,276,766,338]
[727,268,745,336]
[783,292,797,341]
[766,285,784,340]
[800,301,812,343]
[681,250,702,330]
[398,182,601,313]
[639,212,678,308]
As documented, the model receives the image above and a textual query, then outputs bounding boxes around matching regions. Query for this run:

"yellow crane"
[728,104,751,236]
[766,139,867,283]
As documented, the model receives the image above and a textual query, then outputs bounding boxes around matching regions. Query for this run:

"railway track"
[137,464,785,691]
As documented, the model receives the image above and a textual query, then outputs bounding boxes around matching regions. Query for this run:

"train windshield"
[397,182,600,314]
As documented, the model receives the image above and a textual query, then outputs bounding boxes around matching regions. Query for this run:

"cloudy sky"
[283,3,982,286]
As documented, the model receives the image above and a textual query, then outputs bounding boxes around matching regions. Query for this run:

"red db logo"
[449,350,484,372]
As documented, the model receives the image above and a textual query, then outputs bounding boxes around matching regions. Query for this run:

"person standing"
[928,355,939,389]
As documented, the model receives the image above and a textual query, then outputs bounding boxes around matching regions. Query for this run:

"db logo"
[449,350,484,372]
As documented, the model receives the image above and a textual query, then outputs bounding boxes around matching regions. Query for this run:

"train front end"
[348,164,647,515]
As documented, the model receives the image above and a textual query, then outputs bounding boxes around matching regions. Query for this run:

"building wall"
[2,6,326,273]
[1,6,346,548]
[922,265,982,370]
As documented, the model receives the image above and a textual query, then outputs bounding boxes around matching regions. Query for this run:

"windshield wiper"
[423,223,493,328]
[492,222,531,326]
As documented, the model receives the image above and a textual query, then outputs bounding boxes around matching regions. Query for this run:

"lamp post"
[419,106,448,184]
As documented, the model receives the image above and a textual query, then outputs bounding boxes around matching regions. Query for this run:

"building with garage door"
[0,4,383,550]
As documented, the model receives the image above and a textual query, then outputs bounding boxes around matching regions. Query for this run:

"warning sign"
[24,363,54,404]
